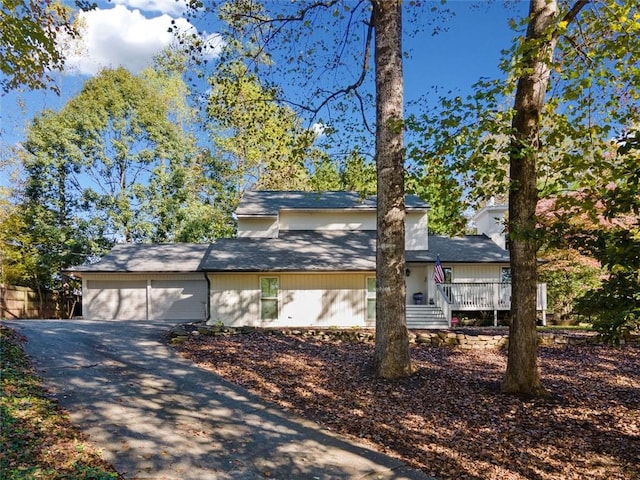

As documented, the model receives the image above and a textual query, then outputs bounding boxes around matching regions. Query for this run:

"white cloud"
[312,122,327,138]
[64,5,221,76]
[113,0,188,16]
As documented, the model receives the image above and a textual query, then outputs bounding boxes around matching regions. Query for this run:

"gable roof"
[69,243,210,274]
[236,190,430,217]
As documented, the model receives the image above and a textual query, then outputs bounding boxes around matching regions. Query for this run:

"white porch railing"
[431,283,548,327]
[437,283,546,310]
[434,284,452,326]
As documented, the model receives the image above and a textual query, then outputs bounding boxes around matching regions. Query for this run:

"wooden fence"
[0,284,58,319]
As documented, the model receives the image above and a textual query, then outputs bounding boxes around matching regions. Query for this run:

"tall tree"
[371,0,411,378]
[0,199,30,287]
[62,67,186,242]
[142,54,237,241]
[21,109,103,295]
[405,155,466,236]
[186,0,437,378]
[21,65,233,247]
[408,0,638,394]
[502,0,590,395]
[308,150,377,199]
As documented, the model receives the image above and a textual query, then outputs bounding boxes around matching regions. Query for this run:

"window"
[443,267,453,284]
[260,277,279,320]
[501,267,512,283]
[366,277,376,322]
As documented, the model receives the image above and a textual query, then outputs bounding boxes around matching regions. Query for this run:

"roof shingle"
[236,190,429,216]
[69,243,210,274]
[68,233,509,274]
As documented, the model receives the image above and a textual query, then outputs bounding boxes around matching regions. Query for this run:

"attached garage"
[84,278,147,320]
[149,278,207,321]
[82,274,208,322]
[70,244,211,323]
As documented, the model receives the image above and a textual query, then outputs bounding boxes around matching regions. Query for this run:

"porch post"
[493,283,500,322]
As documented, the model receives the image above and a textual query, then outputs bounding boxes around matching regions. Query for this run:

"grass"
[0,325,121,480]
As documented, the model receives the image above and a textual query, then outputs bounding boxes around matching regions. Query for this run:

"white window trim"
[443,266,453,284]
[260,276,280,321]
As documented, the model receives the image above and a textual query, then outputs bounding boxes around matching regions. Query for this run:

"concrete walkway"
[5,320,433,480]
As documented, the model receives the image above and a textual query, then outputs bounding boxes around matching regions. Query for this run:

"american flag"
[433,256,445,284]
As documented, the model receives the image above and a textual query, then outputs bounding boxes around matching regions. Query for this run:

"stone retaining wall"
[168,323,640,348]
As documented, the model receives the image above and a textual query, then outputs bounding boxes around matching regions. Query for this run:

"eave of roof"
[66,233,511,276]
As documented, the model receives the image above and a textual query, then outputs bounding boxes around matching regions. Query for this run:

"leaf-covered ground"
[0,325,121,480]
[173,332,640,480]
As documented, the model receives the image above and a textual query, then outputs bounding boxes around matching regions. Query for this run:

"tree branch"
[222,1,374,133]
[562,0,589,26]
[296,9,375,131]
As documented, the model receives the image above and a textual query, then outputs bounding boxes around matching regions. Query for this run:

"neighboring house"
[70,191,547,328]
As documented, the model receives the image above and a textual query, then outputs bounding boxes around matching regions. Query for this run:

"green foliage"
[0,0,78,94]
[405,149,466,236]
[407,1,639,348]
[538,248,602,322]
[21,65,234,247]
[307,148,377,196]
[60,67,187,241]
[542,129,640,343]
[575,132,640,343]
[206,60,320,193]
[339,150,377,196]
[145,149,237,242]
[409,0,639,210]
[0,199,29,286]
[576,230,640,344]
[11,61,237,293]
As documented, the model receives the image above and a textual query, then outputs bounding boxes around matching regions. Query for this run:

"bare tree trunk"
[503,0,560,396]
[372,0,411,379]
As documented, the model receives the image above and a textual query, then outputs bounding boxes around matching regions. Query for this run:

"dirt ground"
[172,331,640,480]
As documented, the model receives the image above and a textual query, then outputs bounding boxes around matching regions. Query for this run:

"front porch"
[407,283,548,329]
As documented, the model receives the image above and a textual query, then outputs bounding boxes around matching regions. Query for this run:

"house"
[70,191,547,328]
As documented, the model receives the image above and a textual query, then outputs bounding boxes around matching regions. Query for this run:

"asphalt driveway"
[5,320,432,480]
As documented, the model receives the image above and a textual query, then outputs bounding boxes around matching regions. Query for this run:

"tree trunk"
[502,0,560,396]
[372,0,411,379]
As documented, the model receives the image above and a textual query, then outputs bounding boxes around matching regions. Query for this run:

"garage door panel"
[150,280,207,321]
[85,280,147,320]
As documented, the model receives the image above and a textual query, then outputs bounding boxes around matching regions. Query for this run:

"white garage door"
[149,279,207,321]
[85,280,147,320]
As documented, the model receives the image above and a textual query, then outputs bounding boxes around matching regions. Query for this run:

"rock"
[170,336,189,344]
[415,333,432,344]
[168,325,188,339]
[198,326,222,336]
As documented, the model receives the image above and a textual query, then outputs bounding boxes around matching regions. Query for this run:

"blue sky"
[0,0,529,188]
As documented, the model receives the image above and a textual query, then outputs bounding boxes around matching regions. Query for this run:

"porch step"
[406,305,448,329]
